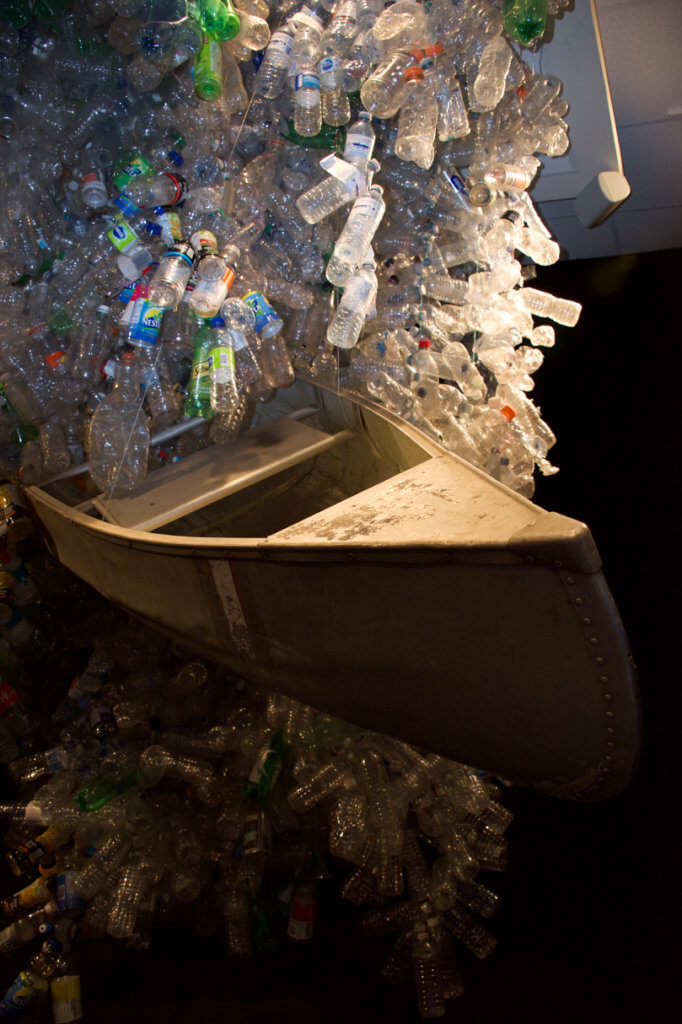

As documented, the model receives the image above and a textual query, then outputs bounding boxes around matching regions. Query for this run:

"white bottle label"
[267,30,294,57]
[291,8,324,32]
[319,154,367,199]
[350,193,381,221]
[287,915,314,941]
[344,131,373,161]
[318,56,339,89]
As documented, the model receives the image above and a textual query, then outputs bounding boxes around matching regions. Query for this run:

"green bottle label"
[113,154,153,192]
[244,731,291,803]
[107,220,139,254]
[185,332,216,418]
[208,346,235,372]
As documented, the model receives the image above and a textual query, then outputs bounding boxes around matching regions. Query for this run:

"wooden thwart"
[93,415,356,532]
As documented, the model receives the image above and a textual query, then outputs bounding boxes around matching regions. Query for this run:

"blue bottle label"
[295,72,320,91]
[44,747,68,772]
[129,303,163,347]
[56,872,86,917]
[0,971,44,1020]
[447,171,468,194]
[113,195,139,219]
[242,292,281,335]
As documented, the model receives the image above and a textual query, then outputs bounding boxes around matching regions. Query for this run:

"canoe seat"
[91,414,358,532]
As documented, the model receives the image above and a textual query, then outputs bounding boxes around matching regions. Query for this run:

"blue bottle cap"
[208,316,226,328]
[167,149,184,166]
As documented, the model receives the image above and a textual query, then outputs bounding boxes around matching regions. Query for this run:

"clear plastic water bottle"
[322,1,358,57]
[65,305,111,386]
[122,172,186,208]
[409,337,441,419]
[138,347,184,430]
[256,332,295,390]
[148,241,197,309]
[472,35,513,112]
[484,162,536,192]
[519,286,581,326]
[232,9,270,51]
[430,60,470,142]
[291,11,324,65]
[80,159,108,210]
[360,48,413,119]
[190,229,225,281]
[395,64,439,169]
[296,112,376,224]
[188,244,240,318]
[318,55,350,126]
[370,0,427,58]
[220,298,269,399]
[253,22,295,98]
[326,185,385,286]
[294,63,322,137]
[0,908,53,955]
[327,258,377,349]
[88,353,150,497]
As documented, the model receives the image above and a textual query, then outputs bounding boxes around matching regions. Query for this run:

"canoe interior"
[40,380,437,536]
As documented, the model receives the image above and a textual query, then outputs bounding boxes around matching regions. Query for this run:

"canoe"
[22,377,640,801]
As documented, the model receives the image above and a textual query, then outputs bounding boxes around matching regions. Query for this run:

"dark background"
[3,249,680,1022]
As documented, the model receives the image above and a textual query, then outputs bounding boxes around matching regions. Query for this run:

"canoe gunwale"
[25,482,601,576]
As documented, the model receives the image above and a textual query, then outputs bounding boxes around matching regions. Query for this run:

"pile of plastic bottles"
[0,499,512,1020]
[0,0,580,502]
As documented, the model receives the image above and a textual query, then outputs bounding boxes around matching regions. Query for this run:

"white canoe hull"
[23,381,640,801]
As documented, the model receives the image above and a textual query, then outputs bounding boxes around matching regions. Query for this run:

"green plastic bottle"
[112,149,154,193]
[244,731,291,804]
[503,0,547,46]
[185,318,218,419]
[197,0,241,42]
[193,37,223,102]
[74,771,137,813]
